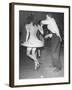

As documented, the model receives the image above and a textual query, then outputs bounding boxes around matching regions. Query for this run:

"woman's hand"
[45,34,53,39]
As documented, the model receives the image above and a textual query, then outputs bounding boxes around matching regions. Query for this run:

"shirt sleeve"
[41,19,50,25]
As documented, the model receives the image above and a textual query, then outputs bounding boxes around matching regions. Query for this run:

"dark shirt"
[42,25,52,37]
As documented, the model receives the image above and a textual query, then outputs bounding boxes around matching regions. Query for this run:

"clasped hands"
[44,34,53,39]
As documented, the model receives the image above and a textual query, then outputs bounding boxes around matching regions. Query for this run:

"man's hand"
[49,34,53,38]
[60,36,62,42]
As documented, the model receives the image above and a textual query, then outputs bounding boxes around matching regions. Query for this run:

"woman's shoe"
[35,62,40,70]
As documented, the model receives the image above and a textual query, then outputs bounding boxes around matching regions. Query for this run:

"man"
[41,14,62,71]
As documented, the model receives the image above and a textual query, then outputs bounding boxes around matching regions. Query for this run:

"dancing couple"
[22,14,62,72]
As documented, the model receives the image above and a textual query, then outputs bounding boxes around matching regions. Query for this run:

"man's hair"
[46,13,53,18]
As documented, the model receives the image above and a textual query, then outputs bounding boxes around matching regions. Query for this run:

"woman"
[22,15,44,70]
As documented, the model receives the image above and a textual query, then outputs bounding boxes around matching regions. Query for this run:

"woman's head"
[26,14,34,24]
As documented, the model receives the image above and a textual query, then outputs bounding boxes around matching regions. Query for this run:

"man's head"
[46,14,52,19]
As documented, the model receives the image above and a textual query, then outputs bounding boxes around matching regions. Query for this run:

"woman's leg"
[27,47,39,70]
[26,47,32,58]
[38,48,40,57]
[32,48,40,70]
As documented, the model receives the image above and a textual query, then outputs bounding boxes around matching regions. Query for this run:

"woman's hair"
[26,14,34,24]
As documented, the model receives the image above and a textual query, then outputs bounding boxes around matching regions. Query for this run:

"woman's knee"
[32,48,36,54]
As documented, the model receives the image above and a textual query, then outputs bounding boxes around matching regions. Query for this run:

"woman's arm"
[38,25,44,35]
[25,25,29,42]
[44,34,53,39]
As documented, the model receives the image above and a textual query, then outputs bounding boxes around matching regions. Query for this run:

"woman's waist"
[29,36,37,39]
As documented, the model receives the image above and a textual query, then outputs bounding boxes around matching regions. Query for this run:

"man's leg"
[51,35,62,71]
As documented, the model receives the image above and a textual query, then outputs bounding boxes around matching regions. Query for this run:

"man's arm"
[41,19,49,25]
[55,28,62,42]
[44,34,53,39]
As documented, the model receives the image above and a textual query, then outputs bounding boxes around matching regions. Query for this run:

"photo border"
[9,2,70,87]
